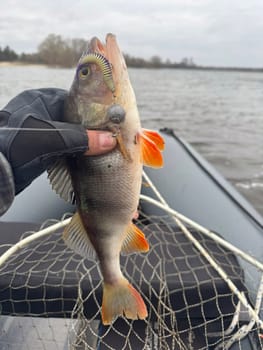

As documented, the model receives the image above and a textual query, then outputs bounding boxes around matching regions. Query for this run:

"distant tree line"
[0,33,196,69]
[124,53,196,69]
[0,46,18,61]
[2,34,263,72]
[1,34,88,67]
[36,34,88,67]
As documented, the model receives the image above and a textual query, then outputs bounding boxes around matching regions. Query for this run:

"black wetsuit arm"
[0,88,88,215]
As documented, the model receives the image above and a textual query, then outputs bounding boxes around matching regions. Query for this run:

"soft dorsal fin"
[63,212,97,260]
[121,223,149,254]
[137,129,164,168]
[47,158,75,203]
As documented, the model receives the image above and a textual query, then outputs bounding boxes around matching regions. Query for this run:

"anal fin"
[121,223,149,254]
[63,212,96,260]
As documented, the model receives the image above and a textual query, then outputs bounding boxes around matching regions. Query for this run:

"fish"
[48,33,165,325]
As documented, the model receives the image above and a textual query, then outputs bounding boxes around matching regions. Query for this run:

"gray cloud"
[0,0,262,67]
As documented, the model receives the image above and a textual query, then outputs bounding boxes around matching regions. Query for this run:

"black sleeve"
[0,152,15,216]
[0,88,88,194]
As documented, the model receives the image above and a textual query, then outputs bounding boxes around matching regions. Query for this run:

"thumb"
[85,130,117,156]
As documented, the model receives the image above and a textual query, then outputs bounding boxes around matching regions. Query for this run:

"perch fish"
[48,33,164,325]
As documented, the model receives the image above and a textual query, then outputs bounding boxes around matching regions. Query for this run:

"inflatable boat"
[0,129,262,349]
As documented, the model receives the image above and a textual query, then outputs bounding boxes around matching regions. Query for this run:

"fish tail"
[101,277,147,325]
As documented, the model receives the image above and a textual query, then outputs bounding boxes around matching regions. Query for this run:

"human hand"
[85,130,116,156]
[0,89,117,194]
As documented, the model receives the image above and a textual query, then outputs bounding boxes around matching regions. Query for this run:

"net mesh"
[0,203,262,349]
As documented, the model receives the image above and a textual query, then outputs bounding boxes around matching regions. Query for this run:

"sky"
[1,0,263,67]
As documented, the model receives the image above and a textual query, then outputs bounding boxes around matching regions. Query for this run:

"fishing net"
[0,173,262,350]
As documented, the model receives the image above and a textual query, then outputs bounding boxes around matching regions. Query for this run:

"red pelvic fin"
[142,129,165,151]
[138,129,165,168]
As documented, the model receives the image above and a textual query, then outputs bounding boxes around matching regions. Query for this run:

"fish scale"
[70,150,141,213]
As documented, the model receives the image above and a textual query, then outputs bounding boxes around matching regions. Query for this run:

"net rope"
[0,172,262,349]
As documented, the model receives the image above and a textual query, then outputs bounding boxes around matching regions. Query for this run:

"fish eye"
[77,53,115,93]
[79,66,90,80]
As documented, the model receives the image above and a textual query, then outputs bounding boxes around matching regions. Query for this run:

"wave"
[236,181,263,190]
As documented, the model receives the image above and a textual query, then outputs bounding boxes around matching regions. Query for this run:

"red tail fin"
[102,278,148,325]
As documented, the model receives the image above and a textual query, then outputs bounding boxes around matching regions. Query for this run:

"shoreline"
[0,61,46,67]
[0,60,263,73]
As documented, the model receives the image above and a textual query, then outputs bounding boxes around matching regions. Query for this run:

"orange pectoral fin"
[138,130,164,168]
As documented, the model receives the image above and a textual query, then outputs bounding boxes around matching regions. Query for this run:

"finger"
[85,130,117,156]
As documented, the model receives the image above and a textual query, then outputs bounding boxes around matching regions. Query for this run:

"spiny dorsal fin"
[138,129,165,168]
[47,158,75,204]
[63,212,97,260]
[121,223,149,254]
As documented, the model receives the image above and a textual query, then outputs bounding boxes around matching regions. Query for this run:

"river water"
[0,65,262,216]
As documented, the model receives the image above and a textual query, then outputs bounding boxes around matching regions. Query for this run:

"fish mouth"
[85,34,127,98]
[87,34,122,62]
[76,34,131,130]
[88,36,107,56]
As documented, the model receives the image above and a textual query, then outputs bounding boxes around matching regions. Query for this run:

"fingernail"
[99,133,116,149]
